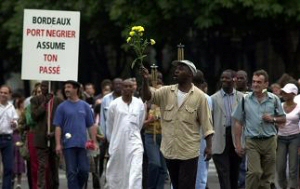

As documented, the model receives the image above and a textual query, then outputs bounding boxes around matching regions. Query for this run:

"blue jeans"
[196,137,209,189]
[64,147,89,189]
[0,134,14,189]
[145,134,168,189]
[276,134,300,189]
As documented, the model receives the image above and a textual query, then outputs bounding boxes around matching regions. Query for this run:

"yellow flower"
[129,31,135,36]
[137,26,144,32]
[126,25,155,69]
[131,26,139,31]
[150,39,156,45]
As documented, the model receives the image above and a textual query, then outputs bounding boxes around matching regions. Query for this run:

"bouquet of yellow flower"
[126,26,155,69]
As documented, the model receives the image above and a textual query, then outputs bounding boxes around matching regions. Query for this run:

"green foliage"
[1,0,107,50]
[106,0,300,36]
[1,0,300,78]
[2,0,300,51]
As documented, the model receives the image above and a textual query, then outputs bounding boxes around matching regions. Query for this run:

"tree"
[107,0,300,86]
[1,0,300,94]
[0,0,126,93]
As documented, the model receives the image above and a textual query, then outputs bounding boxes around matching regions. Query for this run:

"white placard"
[21,9,80,81]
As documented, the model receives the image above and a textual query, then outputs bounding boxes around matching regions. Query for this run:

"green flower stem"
[127,26,154,69]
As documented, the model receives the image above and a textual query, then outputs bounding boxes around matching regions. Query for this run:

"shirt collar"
[249,91,275,100]
[171,84,195,93]
[221,88,235,96]
[0,102,12,108]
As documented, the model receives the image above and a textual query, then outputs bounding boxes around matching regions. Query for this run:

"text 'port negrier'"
[27,29,76,38]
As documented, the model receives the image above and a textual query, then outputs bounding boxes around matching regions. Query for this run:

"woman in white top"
[276,83,300,189]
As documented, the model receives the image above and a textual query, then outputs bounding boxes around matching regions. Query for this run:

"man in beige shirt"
[141,60,214,189]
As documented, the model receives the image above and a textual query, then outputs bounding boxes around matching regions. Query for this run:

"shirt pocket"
[162,105,174,122]
[129,113,139,125]
[264,102,275,115]
[182,105,197,125]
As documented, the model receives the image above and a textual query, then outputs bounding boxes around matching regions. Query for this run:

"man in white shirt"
[105,79,145,189]
[0,85,19,189]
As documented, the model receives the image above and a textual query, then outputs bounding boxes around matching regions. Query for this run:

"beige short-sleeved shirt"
[151,84,214,160]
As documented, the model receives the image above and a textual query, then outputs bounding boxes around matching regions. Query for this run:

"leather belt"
[250,135,274,140]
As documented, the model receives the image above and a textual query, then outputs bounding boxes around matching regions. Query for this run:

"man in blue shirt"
[54,80,98,189]
[232,70,286,189]
[193,69,212,189]
[99,78,122,178]
[100,78,123,138]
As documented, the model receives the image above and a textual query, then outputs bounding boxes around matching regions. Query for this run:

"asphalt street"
[9,160,220,189]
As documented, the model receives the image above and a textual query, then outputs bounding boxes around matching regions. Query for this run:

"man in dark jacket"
[31,81,63,189]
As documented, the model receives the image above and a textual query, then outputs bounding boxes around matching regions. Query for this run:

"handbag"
[19,134,30,160]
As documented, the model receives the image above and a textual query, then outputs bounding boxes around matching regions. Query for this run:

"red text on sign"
[44,54,58,62]
[27,29,45,36]
[39,66,60,74]
[26,29,76,38]
[46,30,75,38]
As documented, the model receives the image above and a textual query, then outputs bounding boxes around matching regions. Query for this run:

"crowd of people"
[0,59,300,189]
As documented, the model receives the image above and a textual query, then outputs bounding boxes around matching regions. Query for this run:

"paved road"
[8,161,220,189]
[207,160,220,189]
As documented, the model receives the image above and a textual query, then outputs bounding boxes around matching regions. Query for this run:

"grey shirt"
[220,89,236,127]
[232,92,285,138]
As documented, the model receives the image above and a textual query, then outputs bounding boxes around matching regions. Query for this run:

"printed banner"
[21,9,80,81]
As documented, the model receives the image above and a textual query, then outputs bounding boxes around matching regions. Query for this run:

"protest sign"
[22,9,80,81]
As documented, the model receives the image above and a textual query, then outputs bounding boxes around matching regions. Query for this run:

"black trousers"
[36,148,59,189]
[212,127,242,189]
[165,156,198,189]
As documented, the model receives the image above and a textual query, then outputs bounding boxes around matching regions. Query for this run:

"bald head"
[122,79,134,97]
[113,78,123,95]
[236,70,248,91]
[236,70,247,78]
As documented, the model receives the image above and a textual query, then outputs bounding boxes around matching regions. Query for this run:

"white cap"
[281,83,298,95]
[172,60,197,76]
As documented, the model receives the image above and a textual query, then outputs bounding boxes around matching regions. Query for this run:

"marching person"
[193,69,212,189]
[235,69,250,189]
[31,81,63,189]
[13,97,26,189]
[99,78,123,179]
[105,79,146,189]
[21,83,42,189]
[143,71,168,189]
[232,69,286,189]
[100,78,123,138]
[54,80,98,189]
[0,85,19,189]
[276,83,300,189]
[211,70,244,189]
[141,60,214,189]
